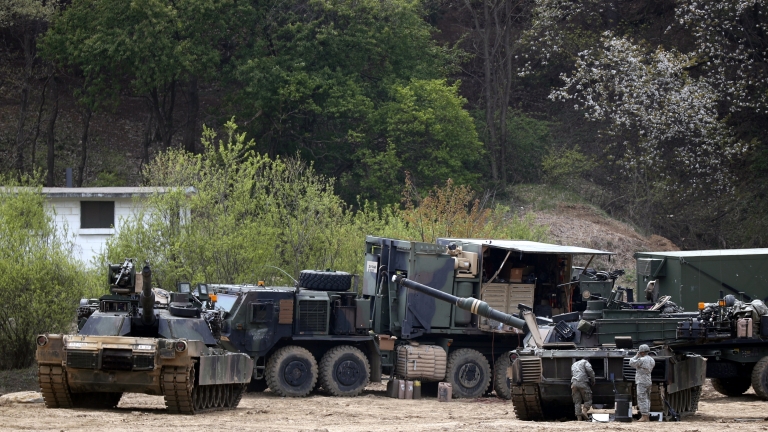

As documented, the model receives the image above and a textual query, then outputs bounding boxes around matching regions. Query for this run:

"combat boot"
[582,406,591,421]
[637,414,649,422]
[575,414,584,421]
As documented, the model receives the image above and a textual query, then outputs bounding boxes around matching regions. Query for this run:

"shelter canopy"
[438,238,614,256]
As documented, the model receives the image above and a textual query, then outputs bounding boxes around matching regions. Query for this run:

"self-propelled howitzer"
[36,259,252,414]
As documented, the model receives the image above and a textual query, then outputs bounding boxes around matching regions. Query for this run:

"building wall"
[45,197,144,265]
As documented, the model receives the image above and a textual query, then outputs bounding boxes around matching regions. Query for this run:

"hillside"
[510,185,679,286]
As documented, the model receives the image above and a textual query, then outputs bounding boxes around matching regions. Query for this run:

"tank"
[35,259,253,414]
[505,287,707,420]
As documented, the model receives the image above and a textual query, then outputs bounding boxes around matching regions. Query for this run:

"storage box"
[378,335,395,351]
[507,268,524,282]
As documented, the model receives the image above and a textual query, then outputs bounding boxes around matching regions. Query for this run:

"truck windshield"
[215,294,238,313]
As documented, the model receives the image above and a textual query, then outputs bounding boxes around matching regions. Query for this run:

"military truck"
[676,294,768,399]
[210,236,613,398]
[36,259,253,414]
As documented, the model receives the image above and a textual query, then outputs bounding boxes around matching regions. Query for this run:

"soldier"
[571,358,595,421]
[629,344,655,422]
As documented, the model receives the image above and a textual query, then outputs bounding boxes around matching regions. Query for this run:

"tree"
[230,0,473,201]
[0,175,96,369]
[358,79,483,203]
[0,0,58,177]
[42,0,234,166]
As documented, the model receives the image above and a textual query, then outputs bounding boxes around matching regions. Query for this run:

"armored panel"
[66,350,98,369]
[295,291,329,335]
[595,318,679,345]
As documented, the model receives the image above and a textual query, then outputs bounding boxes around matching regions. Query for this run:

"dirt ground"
[1,380,766,432]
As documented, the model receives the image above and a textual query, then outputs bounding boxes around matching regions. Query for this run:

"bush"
[102,122,549,288]
[0,175,95,369]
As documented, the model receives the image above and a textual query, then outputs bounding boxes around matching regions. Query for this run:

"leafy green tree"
[1,0,59,177]
[0,174,97,369]
[230,0,473,202]
[42,0,235,162]
[358,79,483,202]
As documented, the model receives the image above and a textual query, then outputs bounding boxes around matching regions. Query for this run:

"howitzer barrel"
[140,264,155,326]
[391,275,528,332]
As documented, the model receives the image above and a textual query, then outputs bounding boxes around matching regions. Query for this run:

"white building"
[42,187,174,265]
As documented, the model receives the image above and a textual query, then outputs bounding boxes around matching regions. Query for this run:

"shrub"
[0,175,95,369]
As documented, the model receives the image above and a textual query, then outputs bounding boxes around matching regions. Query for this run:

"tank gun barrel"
[140,264,155,326]
[391,274,528,332]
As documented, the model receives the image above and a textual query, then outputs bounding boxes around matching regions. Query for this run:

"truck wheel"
[298,270,352,292]
[319,345,370,397]
[711,377,752,396]
[493,354,512,399]
[446,349,491,399]
[751,356,768,400]
[266,346,318,397]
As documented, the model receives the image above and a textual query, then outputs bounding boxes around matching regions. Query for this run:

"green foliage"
[230,0,471,202]
[368,79,482,194]
[400,176,548,243]
[89,171,128,187]
[41,0,232,110]
[0,0,57,27]
[103,122,545,287]
[0,174,97,369]
[506,113,551,183]
[542,145,596,186]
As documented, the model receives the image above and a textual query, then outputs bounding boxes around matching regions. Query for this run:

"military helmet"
[638,344,650,353]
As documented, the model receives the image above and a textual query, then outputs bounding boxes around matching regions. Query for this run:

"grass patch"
[0,365,39,395]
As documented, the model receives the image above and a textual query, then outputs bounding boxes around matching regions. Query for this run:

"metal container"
[386,379,399,398]
[438,382,452,402]
[405,380,414,399]
[413,380,421,399]
[398,379,406,399]
[614,394,632,422]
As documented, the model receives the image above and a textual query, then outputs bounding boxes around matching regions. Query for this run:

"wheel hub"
[458,363,481,388]
[335,360,360,386]
[284,360,310,386]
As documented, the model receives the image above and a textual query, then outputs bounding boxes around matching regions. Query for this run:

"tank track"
[510,385,544,420]
[161,366,246,414]
[38,365,74,408]
[650,383,702,417]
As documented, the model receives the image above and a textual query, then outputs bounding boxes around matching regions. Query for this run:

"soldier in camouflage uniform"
[629,344,655,422]
[571,358,595,421]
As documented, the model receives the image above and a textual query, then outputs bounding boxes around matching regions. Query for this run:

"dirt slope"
[531,202,678,282]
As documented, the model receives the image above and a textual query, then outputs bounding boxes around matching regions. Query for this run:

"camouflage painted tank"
[36,259,253,414]
[506,288,707,420]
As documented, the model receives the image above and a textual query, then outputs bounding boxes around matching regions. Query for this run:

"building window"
[81,201,115,229]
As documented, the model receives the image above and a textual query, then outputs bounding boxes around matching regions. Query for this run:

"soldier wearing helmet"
[629,344,655,422]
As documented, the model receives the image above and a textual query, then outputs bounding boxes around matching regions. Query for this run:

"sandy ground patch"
[1,380,766,432]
